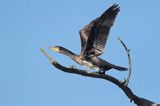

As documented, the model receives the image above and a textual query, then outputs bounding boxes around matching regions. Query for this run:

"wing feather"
[79,19,98,53]
[79,4,120,56]
[93,4,120,56]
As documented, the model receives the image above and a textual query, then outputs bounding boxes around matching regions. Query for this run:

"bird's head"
[50,46,75,57]
[50,46,62,53]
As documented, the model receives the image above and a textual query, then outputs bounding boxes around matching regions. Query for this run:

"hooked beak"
[50,47,59,52]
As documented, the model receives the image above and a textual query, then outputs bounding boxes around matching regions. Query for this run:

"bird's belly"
[79,60,100,71]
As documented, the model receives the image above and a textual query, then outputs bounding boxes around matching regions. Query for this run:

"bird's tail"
[113,65,128,71]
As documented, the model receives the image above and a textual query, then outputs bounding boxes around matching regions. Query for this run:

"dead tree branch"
[40,38,160,106]
[117,37,131,85]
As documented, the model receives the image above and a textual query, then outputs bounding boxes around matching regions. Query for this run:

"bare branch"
[40,48,160,106]
[117,37,131,85]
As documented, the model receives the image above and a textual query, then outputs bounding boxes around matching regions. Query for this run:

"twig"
[40,48,56,64]
[117,37,131,85]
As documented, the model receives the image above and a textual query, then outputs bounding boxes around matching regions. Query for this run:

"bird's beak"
[50,47,59,52]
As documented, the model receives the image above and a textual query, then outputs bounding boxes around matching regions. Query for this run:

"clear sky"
[0,0,160,106]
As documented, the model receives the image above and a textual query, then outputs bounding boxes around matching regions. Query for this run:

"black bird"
[51,4,127,74]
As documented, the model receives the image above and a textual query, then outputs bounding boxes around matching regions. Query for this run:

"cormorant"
[51,4,127,74]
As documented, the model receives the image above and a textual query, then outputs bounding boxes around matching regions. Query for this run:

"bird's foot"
[69,65,77,69]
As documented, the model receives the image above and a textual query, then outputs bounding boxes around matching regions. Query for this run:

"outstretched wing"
[80,4,120,56]
[79,18,98,53]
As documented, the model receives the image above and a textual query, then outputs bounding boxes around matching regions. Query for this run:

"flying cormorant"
[51,4,127,74]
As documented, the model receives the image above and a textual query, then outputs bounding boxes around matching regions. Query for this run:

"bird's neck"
[60,48,76,59]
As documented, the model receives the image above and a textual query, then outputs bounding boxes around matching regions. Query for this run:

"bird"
[50,4,127,74]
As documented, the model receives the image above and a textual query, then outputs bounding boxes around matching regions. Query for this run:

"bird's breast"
[74,56,101,71]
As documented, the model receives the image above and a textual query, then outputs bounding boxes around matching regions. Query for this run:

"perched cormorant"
[51,4,127,74]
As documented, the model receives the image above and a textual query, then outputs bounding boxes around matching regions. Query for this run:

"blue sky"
[0,0,160,106]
